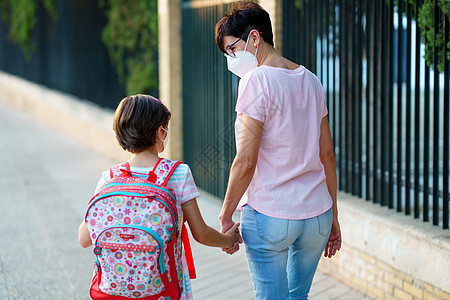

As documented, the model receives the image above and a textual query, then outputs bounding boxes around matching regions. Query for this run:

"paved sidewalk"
[0,102,371,299]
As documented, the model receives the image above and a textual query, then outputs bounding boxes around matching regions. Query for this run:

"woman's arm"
[182,199,240,248]
[319,116,342,258]
[319,116,337,217]
[219,115,263,232]
[78,221,92,248]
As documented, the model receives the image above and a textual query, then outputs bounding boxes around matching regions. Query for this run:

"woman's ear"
[249,29,261,46]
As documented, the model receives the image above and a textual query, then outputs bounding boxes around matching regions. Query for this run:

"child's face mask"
[160,127,169,153]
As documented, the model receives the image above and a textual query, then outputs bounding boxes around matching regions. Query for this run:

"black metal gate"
[181,1,238,199]
[181,0,449,229]
[283,0,449,229]
[0,0,125,108]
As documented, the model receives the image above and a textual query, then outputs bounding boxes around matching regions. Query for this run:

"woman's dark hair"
[215,1,274,54]
[113,94,171,153]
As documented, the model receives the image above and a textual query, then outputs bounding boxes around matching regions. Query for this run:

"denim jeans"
[241,205,332,300]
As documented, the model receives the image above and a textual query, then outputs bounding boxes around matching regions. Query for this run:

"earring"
[254,43,257,46]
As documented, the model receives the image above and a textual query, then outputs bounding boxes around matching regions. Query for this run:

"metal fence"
[182,0,449,229]
[181,1,238,199]
[0,0,125,108]
[283,0,449,229]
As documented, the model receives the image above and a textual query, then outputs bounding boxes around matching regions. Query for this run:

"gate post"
[158,0,183,161]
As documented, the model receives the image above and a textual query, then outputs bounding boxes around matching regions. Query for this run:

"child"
[78,94,241,300]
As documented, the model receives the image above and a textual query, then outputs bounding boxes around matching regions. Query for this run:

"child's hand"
[225,222,241,242]
[223,222,242,255]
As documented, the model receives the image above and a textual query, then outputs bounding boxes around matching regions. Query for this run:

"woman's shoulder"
[244,65,270,80]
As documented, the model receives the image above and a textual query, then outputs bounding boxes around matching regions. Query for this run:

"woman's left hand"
[324,217,341,258]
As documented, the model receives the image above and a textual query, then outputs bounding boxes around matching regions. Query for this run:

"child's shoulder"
[164,161,193,182]
[103,160,193,179]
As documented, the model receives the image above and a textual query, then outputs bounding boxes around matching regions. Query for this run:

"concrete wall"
[319,193,450,300]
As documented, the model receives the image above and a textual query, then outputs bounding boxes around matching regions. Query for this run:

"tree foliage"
[0,0,57,60]
[408,0,450,72]
[99,0,158,95]
[0,0,159,95]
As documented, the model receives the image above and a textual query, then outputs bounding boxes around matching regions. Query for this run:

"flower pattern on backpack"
[86,159,183,299]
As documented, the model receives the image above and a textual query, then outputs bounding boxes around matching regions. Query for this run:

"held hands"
[220,219,243,255]
[324,217,342,258]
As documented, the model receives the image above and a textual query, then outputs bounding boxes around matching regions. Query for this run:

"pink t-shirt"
[235,65,333,219]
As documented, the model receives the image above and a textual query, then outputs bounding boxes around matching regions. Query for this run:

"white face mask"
[160,127,169,153]
[226,36,258,78]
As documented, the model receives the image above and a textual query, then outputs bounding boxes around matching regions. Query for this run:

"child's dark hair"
[113,94,171,153]
[215,1,274,54]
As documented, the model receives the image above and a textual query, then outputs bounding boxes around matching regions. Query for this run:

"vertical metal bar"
[302,0,307,65]
[319,0,323,82]
[306,1,311,69]
[339,0,344,190]
[432,0,440,226]
[381,0,387,206]
[424,44,430,223]
[365,0,371,201]
[333,0,337,154]
[414,0,422,218]
[352,0,357,195]
[373,0,379,204]
[397,0,403,212]
[405,1,412,215]
[326,0,330,111]
[345,0,350,193]
[444,14,449,229]
[357,0,363,198]
[388,0,394,209]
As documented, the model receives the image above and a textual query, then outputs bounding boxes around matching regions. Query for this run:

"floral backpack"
[85,158,189,300]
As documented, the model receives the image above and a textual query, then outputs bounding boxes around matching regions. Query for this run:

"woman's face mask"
[226,35,258,78]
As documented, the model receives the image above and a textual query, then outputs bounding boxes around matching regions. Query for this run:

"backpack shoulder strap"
[153,159,183,186]
[109,162,130,178]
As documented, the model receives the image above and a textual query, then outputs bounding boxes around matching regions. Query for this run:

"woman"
[215,2,342,299]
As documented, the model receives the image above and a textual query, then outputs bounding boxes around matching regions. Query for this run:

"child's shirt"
[94,162,200,300]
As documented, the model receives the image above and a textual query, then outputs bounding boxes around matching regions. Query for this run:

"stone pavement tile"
[0,258,8,300]
[334,289,375,300]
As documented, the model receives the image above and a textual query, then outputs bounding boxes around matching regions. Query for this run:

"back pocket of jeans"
[254,211,288,245]
[317,209,332,238]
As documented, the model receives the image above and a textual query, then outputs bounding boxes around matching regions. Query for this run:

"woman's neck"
[129,147,160,168]
[257,44,300,70]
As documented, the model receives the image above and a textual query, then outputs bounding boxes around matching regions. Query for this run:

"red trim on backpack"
[109,162,131,178]
[182,222,196,279]
[161,161,182,186]
[146,158,163,182]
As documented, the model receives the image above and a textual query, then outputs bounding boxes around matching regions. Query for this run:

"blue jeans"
[241,205,332,300]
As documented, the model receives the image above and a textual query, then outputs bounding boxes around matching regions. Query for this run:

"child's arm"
[182,199,240,248]
[78,221,92,248]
